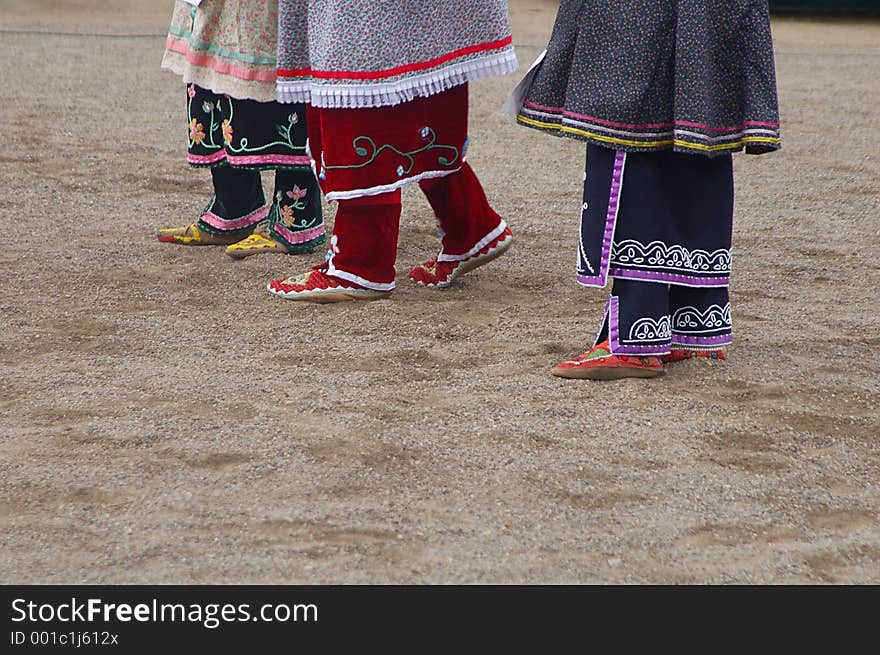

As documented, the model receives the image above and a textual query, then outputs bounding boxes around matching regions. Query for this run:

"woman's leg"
[552,277,668,379]
[408,84,511,289]
[665,285,732,361]
[267,191,400,302]
[157,85,268,245]
[409,163,512,288]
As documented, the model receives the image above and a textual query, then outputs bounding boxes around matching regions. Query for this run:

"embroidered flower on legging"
[396,165,405,177]
[289,112,299,125]
[189,118,205,145]
[280,204,296,227]
[286,185,307,201]
[222,119,234,145]
[187,84,196,99]
[202,101,214,113]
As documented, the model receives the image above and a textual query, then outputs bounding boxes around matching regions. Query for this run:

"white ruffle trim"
[325,264,397,292]
[324,168,461,202]
[436,219,508,262]
[277,49,518,108]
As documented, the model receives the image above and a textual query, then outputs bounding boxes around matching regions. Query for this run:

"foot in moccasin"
[157,222,250,246]
[661,348,728,363]
[226,221,324,259]
[552,340,665,380]
[267,264,392,303]
[409,225,512,289]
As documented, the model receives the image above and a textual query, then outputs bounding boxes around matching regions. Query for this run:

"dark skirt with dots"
[517,0,781,157]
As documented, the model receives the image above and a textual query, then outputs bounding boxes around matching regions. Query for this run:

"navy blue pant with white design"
[579,145,734,354]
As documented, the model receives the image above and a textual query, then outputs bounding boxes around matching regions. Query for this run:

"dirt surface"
[1,1,878,584]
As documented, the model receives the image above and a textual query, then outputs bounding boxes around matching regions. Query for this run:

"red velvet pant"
[309,86,504,290]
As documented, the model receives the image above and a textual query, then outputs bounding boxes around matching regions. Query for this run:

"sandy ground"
[0,1,878,584]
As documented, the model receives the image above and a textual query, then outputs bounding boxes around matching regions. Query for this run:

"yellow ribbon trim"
[517,116,780,153]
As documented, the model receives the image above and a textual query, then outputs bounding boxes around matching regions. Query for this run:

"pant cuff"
[436,218,507,262]
[198,204,269,233]
[606,296,672,356]
[326,263,396,292]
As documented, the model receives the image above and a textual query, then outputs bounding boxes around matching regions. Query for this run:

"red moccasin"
[552,340,665,380]
[409,226,512,289]
[267,265,391,303]
[661,348,728,363]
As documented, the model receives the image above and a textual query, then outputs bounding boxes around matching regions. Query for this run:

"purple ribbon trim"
[577,151,626,287]
[608,268,730,288]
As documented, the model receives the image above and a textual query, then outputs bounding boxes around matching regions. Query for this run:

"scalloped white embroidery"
[612,240,731,273]
[628,316,672,342]
[671,303,732,334]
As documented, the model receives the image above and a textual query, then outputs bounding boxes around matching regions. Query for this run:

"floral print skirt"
[162,0,278,102]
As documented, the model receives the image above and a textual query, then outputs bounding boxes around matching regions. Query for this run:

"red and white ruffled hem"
[277,49,518,109]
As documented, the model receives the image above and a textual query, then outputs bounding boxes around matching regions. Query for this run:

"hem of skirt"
[671,334,733,347]
[277,48,518,108]
[188,150,227,166]
[164,35,277,82]
[225,154,311,168]
[187,149,311,170]
[162,51,277,103]
[517,115,781,157]
[270,222,326,249]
